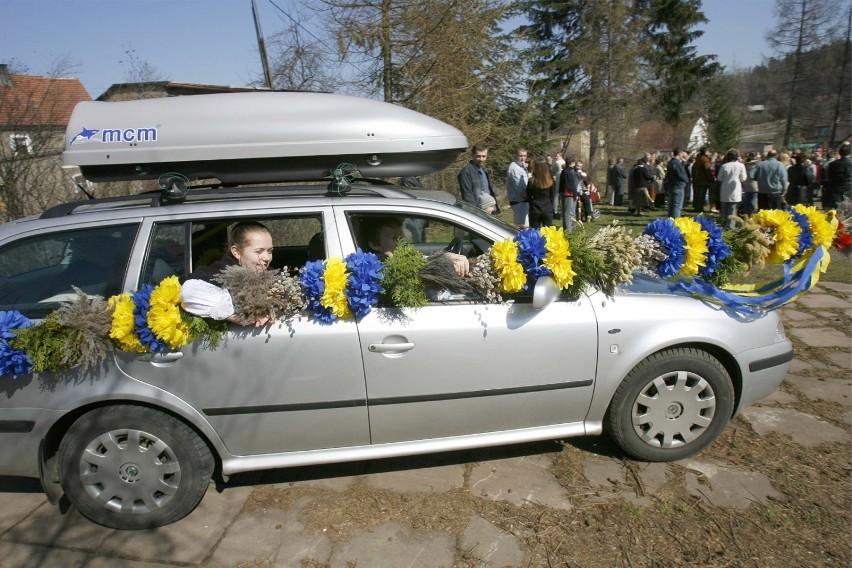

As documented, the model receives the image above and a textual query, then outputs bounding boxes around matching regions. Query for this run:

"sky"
[1,0,777,100]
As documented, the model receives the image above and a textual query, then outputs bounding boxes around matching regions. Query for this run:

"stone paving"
[0,283,848,568]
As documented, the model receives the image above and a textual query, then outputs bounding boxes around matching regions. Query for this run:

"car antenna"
[62,167,96,200]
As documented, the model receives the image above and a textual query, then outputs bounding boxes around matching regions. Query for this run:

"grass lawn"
[495,202,852,287]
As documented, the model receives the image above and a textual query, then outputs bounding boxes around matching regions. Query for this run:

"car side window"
[351,214,491,259]
[0,224,138,319]
[182,215,325,278]
[348,213,498,303]
[141,222,187,285]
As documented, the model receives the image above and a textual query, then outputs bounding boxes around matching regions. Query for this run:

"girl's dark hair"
[528,155,553,189]
[724,149,739,163]
[229,221,270,249]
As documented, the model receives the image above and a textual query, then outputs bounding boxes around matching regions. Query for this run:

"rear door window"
[0,224,138,318]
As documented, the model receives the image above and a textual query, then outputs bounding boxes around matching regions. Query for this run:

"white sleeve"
[180,279,235,320]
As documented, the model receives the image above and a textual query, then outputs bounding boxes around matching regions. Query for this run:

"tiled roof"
[0,73,91,127]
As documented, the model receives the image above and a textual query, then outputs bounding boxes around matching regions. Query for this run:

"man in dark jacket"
[665,148,689,218]
[629,154,655,216]
[824,143,852,210]
[692,146,713,213]
[608,157,628,206]
[559,159,581,232]
[458,143,500,214]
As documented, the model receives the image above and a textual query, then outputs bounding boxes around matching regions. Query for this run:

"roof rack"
[38,181,422,219]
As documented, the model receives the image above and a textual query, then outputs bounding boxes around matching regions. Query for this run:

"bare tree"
[766,0,834,147]
[119,48,165,83]
[0,58,89,222]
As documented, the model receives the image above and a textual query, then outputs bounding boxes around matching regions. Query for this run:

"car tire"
[58,405,214,530]
[605,347,734,462]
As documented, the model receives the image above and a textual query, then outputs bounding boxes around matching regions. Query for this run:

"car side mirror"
[532,275,560,309]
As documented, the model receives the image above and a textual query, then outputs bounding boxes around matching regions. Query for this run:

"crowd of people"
[456,141,852,232]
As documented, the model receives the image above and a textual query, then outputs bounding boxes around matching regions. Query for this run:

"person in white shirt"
[506,147,530,227]
[717,149,748,229]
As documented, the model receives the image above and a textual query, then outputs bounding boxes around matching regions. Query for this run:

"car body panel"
[358,299,598,444]
[0,185,792,490]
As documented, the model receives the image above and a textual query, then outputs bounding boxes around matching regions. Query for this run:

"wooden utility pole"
[252,0,274,89]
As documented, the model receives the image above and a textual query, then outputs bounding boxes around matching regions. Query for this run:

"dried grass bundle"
[213,265,304,324]
[467,250,503,304]
[422,252,476,296]
[590,223,640,296]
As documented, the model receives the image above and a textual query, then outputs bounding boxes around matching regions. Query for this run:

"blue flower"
[0,310,33,378]
[0,341,32,378]
[695,215,731,276]
[345,250,384,318]
[300,260,335,323]
[787,208,814,257]
[514,228,552,287]
[0,310,31,340]
[131,284,165,352]
[644,218,686,278]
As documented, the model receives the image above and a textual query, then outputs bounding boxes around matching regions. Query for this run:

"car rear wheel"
[606,348,734,462]
[58,405,214,529]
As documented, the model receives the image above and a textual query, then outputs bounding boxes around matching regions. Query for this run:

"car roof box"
[63,92,469,183]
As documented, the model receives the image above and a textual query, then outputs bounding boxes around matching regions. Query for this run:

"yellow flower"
[321,258,352,319]
[540,226,574,288]
[548,258,576,289]
[149,276,190,349]
[108,293,145,352]
[754,209,801,263]
[673,217,708,277]
[793,204,836,249]
[492,239,526,293]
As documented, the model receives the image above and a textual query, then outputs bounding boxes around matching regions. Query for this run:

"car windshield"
[457,200,519,235]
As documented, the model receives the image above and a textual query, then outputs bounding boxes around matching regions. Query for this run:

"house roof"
[0,67,91,127]
[96,81,273,101]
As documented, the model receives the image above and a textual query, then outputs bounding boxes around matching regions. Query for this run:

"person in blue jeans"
[559,159,580,232]
[664,148,689,218]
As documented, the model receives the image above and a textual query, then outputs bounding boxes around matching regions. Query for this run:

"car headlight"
[774,317,787,343]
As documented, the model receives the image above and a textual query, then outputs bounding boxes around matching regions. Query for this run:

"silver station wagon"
[0,93,793,529]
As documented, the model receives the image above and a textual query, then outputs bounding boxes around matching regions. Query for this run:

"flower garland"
[301,250,384,323]
[0,310,32,378]
[753,209,802,264]
[492,227,574,293]
[0,208,841,379]
[694,215,731,277]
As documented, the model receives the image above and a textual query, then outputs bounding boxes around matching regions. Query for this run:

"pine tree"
[519,0,647,172]
[644,0,720,145]
[704,79,740,152]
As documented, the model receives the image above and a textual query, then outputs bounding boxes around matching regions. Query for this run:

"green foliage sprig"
[381,239,427,308]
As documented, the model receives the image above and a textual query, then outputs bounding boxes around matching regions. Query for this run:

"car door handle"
[149,352,184,366]
[368,342,415,353]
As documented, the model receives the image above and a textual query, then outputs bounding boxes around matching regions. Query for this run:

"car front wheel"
[58,405,214,529]
[606,348,735,462]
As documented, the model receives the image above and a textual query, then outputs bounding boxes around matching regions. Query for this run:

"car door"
[114,212,370,457]
[342,208,598,445]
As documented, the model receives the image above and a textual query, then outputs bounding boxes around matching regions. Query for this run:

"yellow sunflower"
[673,217,708,277]
[540,226,575,288]
[108,293,146,352]
[148,275,190,349]
[320,258,352,319]
[753,209,801,263]
[492,239,526,293]
[792,204,836,250]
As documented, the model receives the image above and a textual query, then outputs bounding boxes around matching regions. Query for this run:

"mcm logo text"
[100,127,158,143]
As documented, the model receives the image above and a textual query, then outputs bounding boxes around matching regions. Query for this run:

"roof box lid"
[62,92,468,183]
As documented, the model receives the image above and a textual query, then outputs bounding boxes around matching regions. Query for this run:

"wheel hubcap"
[78,429,182,514]
[632,370,717,449]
